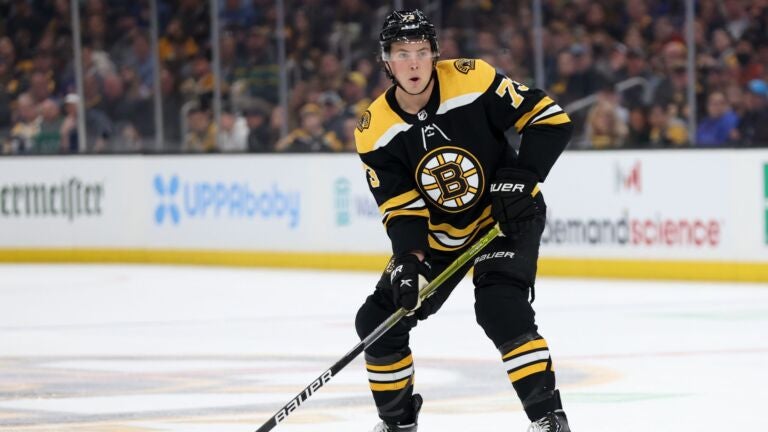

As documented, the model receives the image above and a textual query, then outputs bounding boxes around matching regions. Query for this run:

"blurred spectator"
[60,93,79,152]
[571,43,604,101]
[217,109,249,152]
[160,67,184,150]
[340,71,370,119]
[1,0,767,153]
[85,14,109,52]
[317,52,343,92]
[184,106,216,152]
[122,32,155,91]
[159,18,199,70]
[176,0,211,45]
[548,50,581,106]
[0,36,22,99]
[5,0,46,61]
[59,93,112,153]
[7,93,40,154]
[23,70,55,105]
[339,116,358,152]
[180,53,214,103]
[232,26,279,105]
[219,31,238,92]
[96,73,130,125]
[34,98,63,154]
[652,41,691,118]
[275,103,342,152]
[625,106,650,148]
[318,90,346,139]
[735,79,768,146]
[113,124,143,153]
[219,0,256,29]
[647,104,688,148]
[696,91,739,147]
[584,100,628,149]
[245,102,272,153]
[108,15,140,67]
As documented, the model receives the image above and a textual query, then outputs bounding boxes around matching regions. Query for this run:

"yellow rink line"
[0,249,767,282]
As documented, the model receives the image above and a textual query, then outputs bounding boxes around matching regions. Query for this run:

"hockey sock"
[499,332,559,421]
[365,350,416,423]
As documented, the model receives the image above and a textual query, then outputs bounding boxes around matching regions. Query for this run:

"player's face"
[386,40,434,94]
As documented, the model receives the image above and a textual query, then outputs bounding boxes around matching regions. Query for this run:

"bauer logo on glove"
[490,168,545,238]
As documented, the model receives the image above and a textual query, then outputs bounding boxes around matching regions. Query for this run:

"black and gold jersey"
[355,59,572,256]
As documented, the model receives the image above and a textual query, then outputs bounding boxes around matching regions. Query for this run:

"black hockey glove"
[390,254,432,312]
[490,168,543,238]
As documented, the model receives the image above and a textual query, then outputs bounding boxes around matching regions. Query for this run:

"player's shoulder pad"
[435,59,497,114]
[354,91,412,154]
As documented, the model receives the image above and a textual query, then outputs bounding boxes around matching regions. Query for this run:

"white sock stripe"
[503,350,550,370]
[367,365,414,382]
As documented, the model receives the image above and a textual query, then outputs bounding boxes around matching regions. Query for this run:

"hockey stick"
[255,223,501,432]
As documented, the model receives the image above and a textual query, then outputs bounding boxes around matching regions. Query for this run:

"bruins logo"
[454,59,476,74]
[357,110,371,132]
[416,146,484,213]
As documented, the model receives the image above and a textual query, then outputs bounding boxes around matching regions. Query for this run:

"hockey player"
[354,9,574,432]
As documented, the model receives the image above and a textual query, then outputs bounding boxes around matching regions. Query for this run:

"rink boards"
[0,150,767,281]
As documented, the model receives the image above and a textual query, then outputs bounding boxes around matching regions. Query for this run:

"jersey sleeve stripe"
[529,104,564,124]
[378,190,423,213]
[514,96,555,132]
[530,112,571,126]
[383,208,430,225]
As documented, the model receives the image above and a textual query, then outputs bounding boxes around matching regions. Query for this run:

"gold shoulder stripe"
[355,93,409,154]
[514,97,554,132]
[531,112,571,126]
[378,189,421,214]
[435,58,496,114]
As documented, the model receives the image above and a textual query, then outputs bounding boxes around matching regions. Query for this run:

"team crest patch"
[454,59,476,74]
[415,146,485,213]
[357,110,371,132]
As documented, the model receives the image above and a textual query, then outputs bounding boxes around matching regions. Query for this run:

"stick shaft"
[255,224,500,432]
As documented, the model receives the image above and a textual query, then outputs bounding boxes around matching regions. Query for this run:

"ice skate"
[369,394,422,432]
[527,409,570,432]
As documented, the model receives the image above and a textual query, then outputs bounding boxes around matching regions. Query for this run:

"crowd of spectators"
[1,0,767,154]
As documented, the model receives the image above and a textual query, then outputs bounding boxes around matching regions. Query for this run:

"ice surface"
[0,264,766,431]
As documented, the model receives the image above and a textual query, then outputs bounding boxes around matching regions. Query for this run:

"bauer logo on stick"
[274,369,333,425]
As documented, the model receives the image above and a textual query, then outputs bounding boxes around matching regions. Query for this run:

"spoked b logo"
[415,146,485,213]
